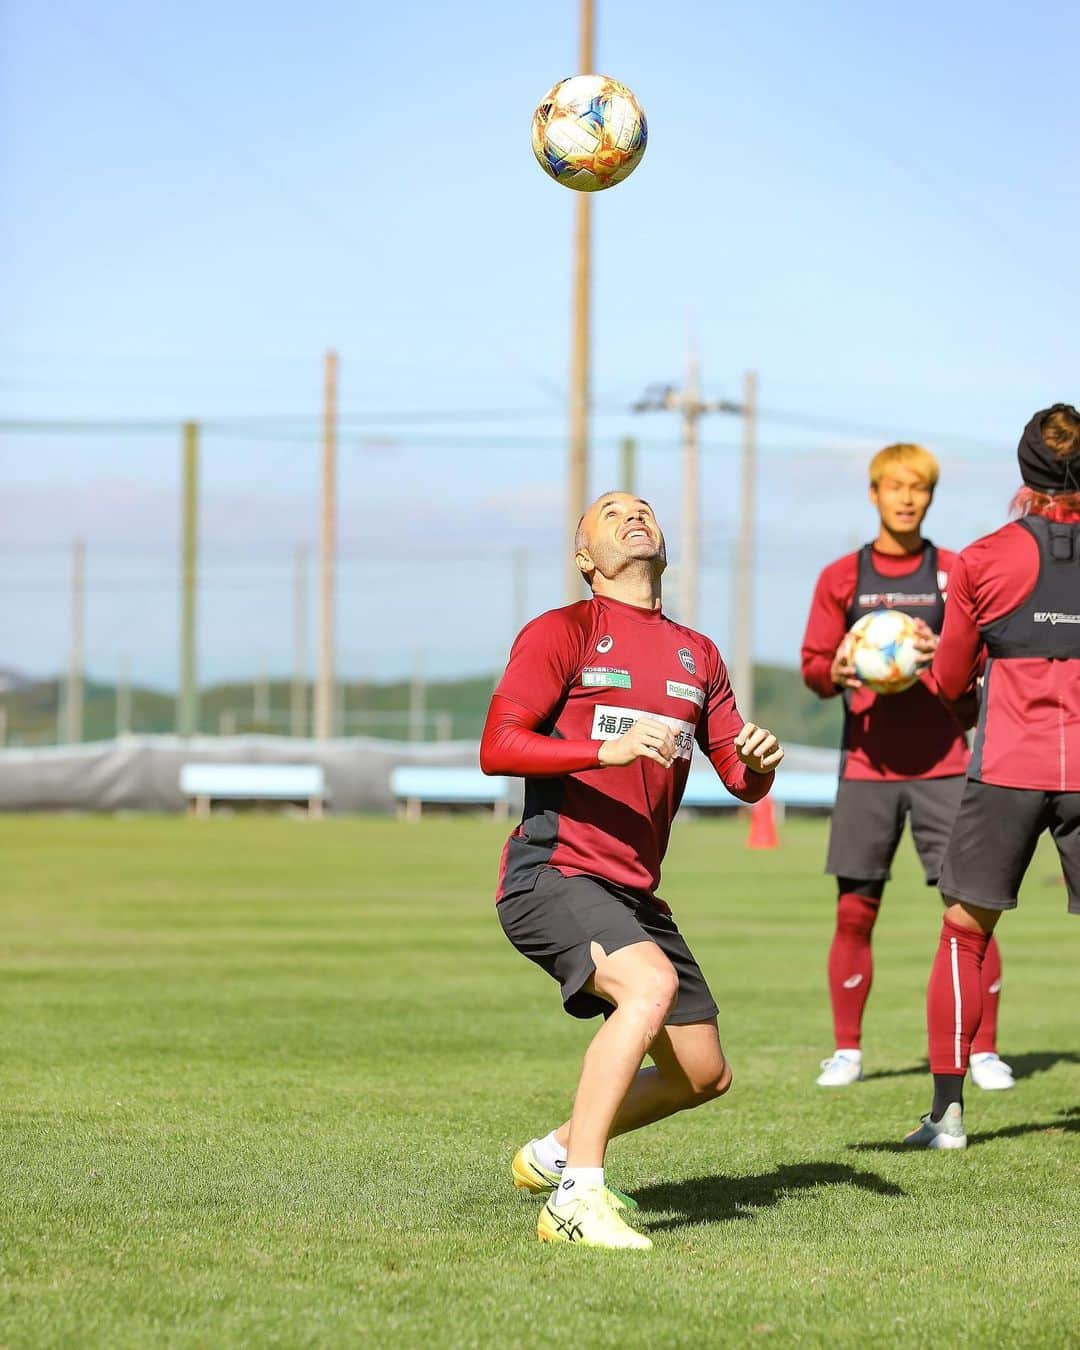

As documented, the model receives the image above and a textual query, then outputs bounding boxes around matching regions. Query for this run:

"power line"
[0,406,1015,452]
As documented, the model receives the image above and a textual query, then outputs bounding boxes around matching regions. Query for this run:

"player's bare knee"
[685,1057,732,1106]
[620,974,677,1048]
[597,944,678,1020]
[638,962,679,1021]
[712,1057,734,1098]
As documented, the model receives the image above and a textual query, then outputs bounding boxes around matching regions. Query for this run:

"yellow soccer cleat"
[538,1186,652,1250]
[512,1142,561,1195]
[512,1142,639,1210]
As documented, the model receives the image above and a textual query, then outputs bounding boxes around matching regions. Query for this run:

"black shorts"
[939,780,1080,914]
[825,776,965,885]
[497,866,719,1024]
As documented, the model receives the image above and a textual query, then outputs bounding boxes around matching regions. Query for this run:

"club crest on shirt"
[937,569,949,598]
[677,647,696,675]
[596,634,614,654]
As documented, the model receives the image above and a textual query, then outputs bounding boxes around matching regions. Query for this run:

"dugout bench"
[390,766,512,821]
[179,763,328,818]
[680,769,837,813]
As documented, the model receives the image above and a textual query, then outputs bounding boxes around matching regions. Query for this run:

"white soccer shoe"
[903,1102,967,1149]
[970,1052,1015,1091]
[816,1051,864,1087]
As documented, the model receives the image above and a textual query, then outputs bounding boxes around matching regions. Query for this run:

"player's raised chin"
[733,722,785,773]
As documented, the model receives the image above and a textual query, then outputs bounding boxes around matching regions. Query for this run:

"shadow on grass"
[849,1106,1080,1154]
[862,1061,929,1081]
[863,1050,1080,1083]
[635,1163,906,1232]
[999,1051,1080,1079]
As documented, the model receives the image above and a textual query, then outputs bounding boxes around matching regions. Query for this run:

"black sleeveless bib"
[980,517,1080,661]
[845,543,946,634]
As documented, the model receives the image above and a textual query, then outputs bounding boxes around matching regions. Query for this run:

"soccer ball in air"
[847,609,923,695]
[531,74,647,192]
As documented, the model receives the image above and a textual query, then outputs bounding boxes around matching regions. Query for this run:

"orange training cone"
[747,796,778,849]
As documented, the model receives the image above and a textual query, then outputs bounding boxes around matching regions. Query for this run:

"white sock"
[836,1048,862,1060]
[556,1167,604,1204]
[531,1131,567,1174]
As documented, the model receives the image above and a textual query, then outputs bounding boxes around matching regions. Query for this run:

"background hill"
[0,665,842,750]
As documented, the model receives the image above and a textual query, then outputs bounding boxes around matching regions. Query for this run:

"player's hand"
[911,618,937,669]
[598,716,677,769]
[830,635,862,690]
[734,722,784,775]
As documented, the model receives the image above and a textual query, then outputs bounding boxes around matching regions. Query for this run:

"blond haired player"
[801,444,1009,1089]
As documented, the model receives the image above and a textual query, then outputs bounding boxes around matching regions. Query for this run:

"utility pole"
[314,350,338,740]
[408,650,426,742]
[291,544,308,738]
[632,346,740,628]
[734,371,758,718]
[512,548,528,636]
[178,421,199,736]
[116,655,132,737]
[254,657,270,727]
[682,343,701,625]
[65,537,85,744]
[619,435,637,496]
[565,0,595,603]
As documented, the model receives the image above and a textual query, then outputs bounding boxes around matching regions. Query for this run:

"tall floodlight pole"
[65,537,85,743]
[734,371,758,718]
[178,421,199,736]
[315,350,338,740]
[565,0,595,603]
[291,544,308,738]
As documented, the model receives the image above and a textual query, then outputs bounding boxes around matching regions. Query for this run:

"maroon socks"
[827,891,881,1049]
[927,917,992,1076]
[971,935,1002,1057]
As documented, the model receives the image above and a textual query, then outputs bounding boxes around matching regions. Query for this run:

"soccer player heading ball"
[480,492,784,1249]
[904,404,1080,1148]
[801,443,1011,1090]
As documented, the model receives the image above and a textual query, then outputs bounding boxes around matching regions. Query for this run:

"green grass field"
[2,814,1077,1347]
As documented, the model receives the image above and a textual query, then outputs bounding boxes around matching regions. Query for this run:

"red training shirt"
[481,595,772,908]
[801,546,970,780]
[933,519,1080,790]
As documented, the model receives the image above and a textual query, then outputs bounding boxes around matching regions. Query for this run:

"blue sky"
[2,1,1078,689]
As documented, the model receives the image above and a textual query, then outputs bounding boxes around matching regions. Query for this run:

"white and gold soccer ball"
[847,609,923,695]
[530,74,647,192]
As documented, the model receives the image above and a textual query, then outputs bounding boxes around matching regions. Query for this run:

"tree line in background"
[0,665,843,751]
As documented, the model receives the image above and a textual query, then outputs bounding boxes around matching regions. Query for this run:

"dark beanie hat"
[1017,405,1080,493]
